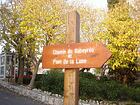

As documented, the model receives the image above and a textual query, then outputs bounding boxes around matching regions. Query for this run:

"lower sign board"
[42,42,111,68]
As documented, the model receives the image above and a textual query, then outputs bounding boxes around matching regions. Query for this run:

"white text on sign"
[52,48,94,65]
[53,59,87,65]
[52,48,95,55]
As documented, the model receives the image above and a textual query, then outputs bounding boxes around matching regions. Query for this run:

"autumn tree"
[64,1,107,73]
[0,0,26,83]
[95,3,140,84]
[107,0,126,8]
[79,8,106,42]
[17,0,66,89]
[129,0,140,19]
[0,0,66,87]
[65,1,106,42]
[107,0,119,8]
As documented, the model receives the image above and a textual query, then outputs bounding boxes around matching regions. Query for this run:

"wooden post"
[64,11,80,105]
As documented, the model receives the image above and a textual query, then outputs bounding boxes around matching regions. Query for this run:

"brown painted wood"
[42,42,112,68]
[64,11,80,105]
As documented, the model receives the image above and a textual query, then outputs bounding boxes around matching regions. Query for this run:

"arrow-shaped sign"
[42,42,111,68]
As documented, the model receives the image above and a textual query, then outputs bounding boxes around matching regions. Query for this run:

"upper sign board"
[42,42,111,68]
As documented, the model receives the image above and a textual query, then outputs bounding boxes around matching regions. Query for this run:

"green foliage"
[35,71,64,95]
[128,88,140,102]
[23,77,31,85]
[35,72,140,102]
[79,72,96,78]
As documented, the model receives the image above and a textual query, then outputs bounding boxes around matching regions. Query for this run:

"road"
[0,85,47,105]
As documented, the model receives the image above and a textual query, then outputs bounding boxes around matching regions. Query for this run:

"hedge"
[34,71,140,102]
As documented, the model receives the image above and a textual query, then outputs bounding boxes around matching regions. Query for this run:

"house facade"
[0,51,17,79]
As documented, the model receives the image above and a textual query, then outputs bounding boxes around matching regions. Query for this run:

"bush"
[35,71,140,102]
[23,77,31,85]
[128,88,140,102]
[80,72,96,79]
[35,70,64,95]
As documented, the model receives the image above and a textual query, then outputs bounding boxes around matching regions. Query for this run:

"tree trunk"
[123,75,128,84]
[17,53,24,84]
[10,53,15,83]
[28,62,40,89]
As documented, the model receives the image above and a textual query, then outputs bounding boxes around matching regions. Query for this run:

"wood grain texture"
[64,11,80,105]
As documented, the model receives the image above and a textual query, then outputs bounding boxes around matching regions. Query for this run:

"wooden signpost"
[64,11,80,105]
[42,11,111,105]
[42,42,112,68]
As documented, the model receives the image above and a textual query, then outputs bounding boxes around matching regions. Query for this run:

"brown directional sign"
[42,42,112,68]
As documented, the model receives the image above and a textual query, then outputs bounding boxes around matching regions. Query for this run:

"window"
[1,56,5,65]
[0,66,4,75]
[6,56,11,64]
[0,75,4,78]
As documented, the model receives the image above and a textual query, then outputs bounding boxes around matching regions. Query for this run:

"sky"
[0,0,6,3]
[0,0,107,53]
[0,0,108,9]
[66,0,108,10]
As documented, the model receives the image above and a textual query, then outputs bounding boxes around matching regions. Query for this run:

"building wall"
[0,52,13,79]
[0,53,6,79]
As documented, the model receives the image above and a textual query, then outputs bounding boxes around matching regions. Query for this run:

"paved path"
[0,85,47,105]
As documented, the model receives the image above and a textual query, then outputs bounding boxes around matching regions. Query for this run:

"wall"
[0,80,138,105]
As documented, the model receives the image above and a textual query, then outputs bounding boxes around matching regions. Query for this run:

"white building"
[0,51,13,79]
